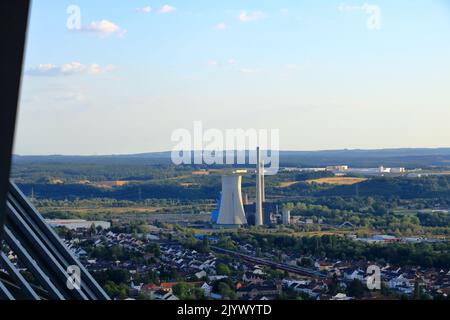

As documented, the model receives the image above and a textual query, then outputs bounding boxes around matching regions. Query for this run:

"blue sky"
[15,0,450,155]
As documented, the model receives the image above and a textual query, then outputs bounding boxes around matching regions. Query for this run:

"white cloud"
[80,20,126,37]
[26,62,115,77]
[89,63,116,74]
[27,64,59,75]
[85,20,120,33]
[239,11,265,23]
[136,6,152,14]
[214,22,227,30]
[159,5,176,14]
[60,62,88,74]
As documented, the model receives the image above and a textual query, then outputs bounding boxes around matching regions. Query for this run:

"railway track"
[211,246,327,279]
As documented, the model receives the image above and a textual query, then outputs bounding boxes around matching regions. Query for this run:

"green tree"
[173,283,191,300]
[413,281,425,300]
[216,263,231,276]
[346,279,365,299]
[217,282,236,299]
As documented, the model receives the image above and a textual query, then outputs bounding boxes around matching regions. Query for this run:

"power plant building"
[282,209,291,225]
[211,147,267,227]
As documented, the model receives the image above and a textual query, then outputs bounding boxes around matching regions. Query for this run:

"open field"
[278,181,301,188]
[40,206,161,215]
[305,177,368,185]
[38,203,216,219]
[92,181,130,188]
[131,213,211,223]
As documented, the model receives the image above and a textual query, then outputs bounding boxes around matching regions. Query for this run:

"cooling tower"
[216,175,248,226]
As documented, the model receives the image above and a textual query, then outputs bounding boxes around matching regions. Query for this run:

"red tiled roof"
[142,283,159,290]
[161,282,177,289]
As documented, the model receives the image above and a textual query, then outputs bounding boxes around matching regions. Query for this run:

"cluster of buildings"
[347,234,445,244]
[55,223,450,300]
[61,226,283,300]
[281,259,450,299]
[66,230,157,273]
[146,242,450,300]
[283,279,342,300]
[154,243,285,300]
[325,165,406,175]
[337,262,450,297]
[158,244,218,281]
[282,165,408,176]
[228,237,450,300]
[329,165,407,176]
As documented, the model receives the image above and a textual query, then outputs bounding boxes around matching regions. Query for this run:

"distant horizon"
[12,146,450,157]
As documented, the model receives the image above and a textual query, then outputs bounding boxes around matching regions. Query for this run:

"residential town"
[48,222,450,301]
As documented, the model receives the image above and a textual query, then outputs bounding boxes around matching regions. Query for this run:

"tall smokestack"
[255,147,263,226]
[243,192,248,206]
[282,208,291,225]
[261,160,266,203]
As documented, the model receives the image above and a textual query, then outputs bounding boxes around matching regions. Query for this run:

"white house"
[388,274,414,294]
[201,283,212,297]
[331,293,352,300]
[195,270,207,280]
[344,269,365,281]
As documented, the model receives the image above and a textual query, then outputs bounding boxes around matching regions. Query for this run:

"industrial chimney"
[255,147,264,226]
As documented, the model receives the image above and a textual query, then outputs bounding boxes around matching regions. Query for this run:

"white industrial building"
[326,165,349,172]
[345,166,407,176]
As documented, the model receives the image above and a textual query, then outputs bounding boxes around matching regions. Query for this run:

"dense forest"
[284,196,450,228]
[17,182,221,201]
[15,174,450,202]
[319,176,450,199]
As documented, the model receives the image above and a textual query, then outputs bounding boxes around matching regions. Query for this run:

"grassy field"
[38,203,215,217]
[278,181,301,188]
[305,177,368,185]
[40,206,161,215]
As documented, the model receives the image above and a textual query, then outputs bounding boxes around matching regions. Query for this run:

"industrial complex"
[209,150,418,228]
[211,148,290,228]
